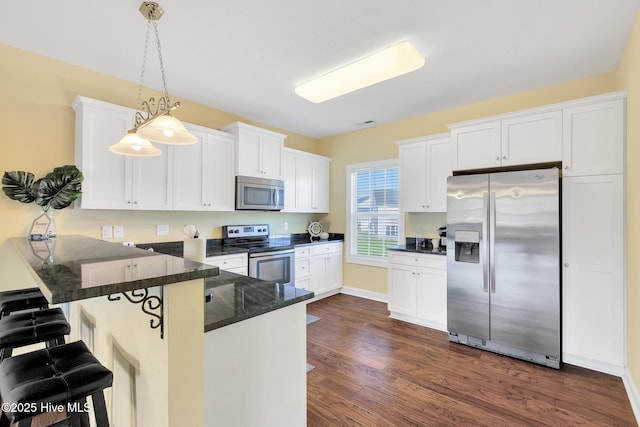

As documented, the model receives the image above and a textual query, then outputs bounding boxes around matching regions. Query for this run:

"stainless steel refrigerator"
[446,168,561,368]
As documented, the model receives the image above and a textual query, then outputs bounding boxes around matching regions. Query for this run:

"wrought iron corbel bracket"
[108,287,164,339]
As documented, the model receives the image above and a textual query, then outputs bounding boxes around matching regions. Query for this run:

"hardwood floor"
[306,294,637,426]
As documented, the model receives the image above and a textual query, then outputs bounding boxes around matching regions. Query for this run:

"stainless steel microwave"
[235,175,284,211]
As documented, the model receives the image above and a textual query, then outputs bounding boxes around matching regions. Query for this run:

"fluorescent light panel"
[295,41,425,103]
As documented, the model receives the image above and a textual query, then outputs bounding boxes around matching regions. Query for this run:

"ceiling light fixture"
[295,41,425,104]
[109,1,197,157]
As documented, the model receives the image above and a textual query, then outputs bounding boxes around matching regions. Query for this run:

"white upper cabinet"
[173,123,236,211]
[73,96,172,210]
[501,111,562,166]
[282,149,297,212]
[398,140,427,212]
[222,122,285,179]
[282,148,330,213]
[398,134,453,212]
[562,98,624,176]
[450,110,562,171]
[451,121,502,170]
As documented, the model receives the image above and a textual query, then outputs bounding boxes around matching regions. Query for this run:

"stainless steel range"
[222,224,295,286]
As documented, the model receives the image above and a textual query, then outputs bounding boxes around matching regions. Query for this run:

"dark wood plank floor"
[307,294,637,426]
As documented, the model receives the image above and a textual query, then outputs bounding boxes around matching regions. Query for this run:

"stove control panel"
[223,224,270,238]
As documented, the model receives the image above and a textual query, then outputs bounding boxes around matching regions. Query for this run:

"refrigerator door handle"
[489,191,497,294]
[482,192,489,293]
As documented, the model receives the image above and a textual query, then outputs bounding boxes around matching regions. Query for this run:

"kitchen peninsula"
[5,235,313,427]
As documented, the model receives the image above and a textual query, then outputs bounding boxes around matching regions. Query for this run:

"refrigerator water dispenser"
[454,230,479,263]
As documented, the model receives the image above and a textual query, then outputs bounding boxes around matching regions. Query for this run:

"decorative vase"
[45,209,56,238]
[29,209,56,240]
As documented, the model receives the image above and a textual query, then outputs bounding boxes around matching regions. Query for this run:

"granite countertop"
[10,235,220,304]
[388,245,447,256]
[204,271,314,331]
[135,234,324,331]
[136,233,344,257]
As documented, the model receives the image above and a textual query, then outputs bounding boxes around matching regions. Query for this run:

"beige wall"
[0,44,322,244]
[616,7,640,401]
[318,73,618,295]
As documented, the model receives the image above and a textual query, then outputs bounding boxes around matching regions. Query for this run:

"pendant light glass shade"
[109,131,162,157]
[136,114,198,145]
[111,2,198,157]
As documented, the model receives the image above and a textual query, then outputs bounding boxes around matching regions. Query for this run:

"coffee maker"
[437,225,447,251]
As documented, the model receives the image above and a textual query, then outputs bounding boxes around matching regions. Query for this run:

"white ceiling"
[1,0,639,138]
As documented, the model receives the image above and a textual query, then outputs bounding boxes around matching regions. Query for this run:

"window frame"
[345,159,404,268]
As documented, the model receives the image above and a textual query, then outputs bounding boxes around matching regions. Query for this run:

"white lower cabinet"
[562,174,624,375]
[295,242,342,297]
[388,251,447,331]
[294,247,311,290]
[204,253,248,275]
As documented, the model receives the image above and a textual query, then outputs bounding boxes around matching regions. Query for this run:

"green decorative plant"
[2,165,84,212]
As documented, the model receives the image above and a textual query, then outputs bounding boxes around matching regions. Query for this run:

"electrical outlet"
[101,225,113,239]
[114,225,124,238]
[283,222,288,231]
[157,224,169,236]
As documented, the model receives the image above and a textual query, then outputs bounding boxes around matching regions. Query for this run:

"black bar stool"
[0,340,113,427]
[0,288,48,318]
[0,307,70,361]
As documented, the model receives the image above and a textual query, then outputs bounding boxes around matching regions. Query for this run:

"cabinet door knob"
[127,200,132,204]
[564,165,569,170]
[495,156,500,161]
[564,263,570,267]
[502,155,507,160]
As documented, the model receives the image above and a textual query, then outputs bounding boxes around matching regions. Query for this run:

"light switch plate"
[156,224,169,236]
[114,225,124,238]
[101,225,113,239]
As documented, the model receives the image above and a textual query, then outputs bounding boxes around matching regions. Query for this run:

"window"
[346,160,402,267]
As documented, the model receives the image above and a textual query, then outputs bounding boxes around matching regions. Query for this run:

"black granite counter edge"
[204,271,314,331]
[291,235,344,247]
[388,245,447,256]
[10,236,220,304]
[204,291,314,332]
[136,233,345,257]
[51,268,220,304]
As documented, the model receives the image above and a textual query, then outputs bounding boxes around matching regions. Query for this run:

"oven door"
[249,249,295,286]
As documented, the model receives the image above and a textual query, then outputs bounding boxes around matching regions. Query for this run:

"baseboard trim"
[562,353,625,377]
[340,286,388,303]
[389,312,447,333]
[623,368,640,425]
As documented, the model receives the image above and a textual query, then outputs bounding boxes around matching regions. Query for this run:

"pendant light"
[109,1,197,157]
